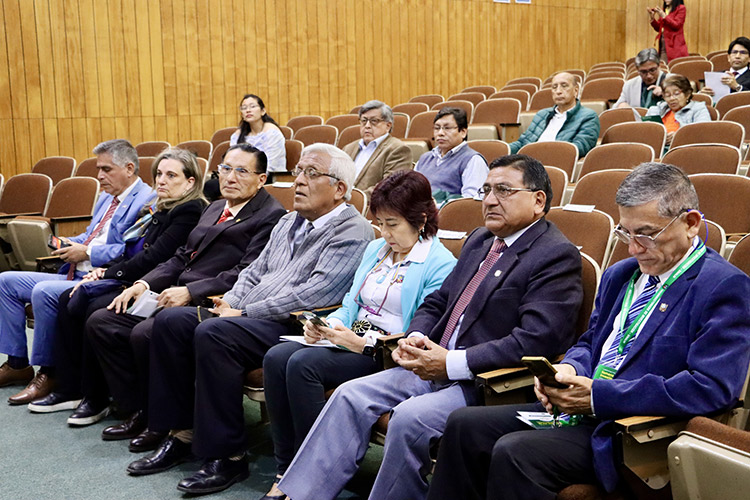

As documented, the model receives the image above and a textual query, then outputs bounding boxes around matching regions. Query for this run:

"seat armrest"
[35,255,64,273]
[375,333,404,370]
[499,123,522,143]
[290,305,342,323]
[51,215,93,236]
[476,366,536,405]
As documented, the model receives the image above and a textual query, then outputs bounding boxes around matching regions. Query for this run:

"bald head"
[550,72,579,112]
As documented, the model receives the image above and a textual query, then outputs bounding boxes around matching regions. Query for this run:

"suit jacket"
[732,67,750,93]
[408,219,583,396]
[562,249,750,492]
[650,4,688,61]
[343,134,412,195]
[139,188,286,304]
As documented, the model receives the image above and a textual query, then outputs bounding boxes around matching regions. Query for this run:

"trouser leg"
[0,271,56,359]
[29,277,78,366]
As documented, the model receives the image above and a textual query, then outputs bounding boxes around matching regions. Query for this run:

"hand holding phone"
[300,311,329,328]
[48,235,71,250]
[522,356,569,389]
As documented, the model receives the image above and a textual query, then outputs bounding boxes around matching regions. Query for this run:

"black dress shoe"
[28,392,82,413]
[129,429,168,453]
[67,397,110,426]
[101,410,146,441]
[126,436,193,476]
[176,455,249,494]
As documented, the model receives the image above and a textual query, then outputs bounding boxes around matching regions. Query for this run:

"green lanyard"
[616,241,706,355]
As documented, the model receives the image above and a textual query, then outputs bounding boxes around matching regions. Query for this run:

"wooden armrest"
[36,255,62,262]
[499,123,521,142]
[35,255,64,274]
[289,305,342,322]
[0,212,43,223]
[375,333,404,370]
[375,333,405,347]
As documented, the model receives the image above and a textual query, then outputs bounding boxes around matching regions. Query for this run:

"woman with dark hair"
[648,0,688,62]
[259,170,457,500]
[230,94,286,172]
[646,74,709,148]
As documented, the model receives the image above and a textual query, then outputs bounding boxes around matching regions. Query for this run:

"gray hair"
[358,100,394,124]
[616,162,699,218]
[635,48,660,67]
[300,143,355,201]
[92,139,140,174]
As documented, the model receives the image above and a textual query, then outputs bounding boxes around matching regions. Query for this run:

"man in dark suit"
[342,100,412,195]
[70,144,285,446]
[277,154,584,500]
[426,162,750,500]
[701,37,750,97]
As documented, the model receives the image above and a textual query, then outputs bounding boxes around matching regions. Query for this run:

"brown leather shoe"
[0,362,34,388]
[8,372,55,405]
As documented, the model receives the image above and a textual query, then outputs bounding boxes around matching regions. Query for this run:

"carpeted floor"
[0,353,382,500]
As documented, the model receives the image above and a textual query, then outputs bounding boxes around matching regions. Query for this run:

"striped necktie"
[216,208,233,224]
[67,197,120,280]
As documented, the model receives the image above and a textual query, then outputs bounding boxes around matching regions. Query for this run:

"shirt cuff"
[407,331,425,339]
[446,350,474,380]
[134,279,150,291]
[326,317,345,329]
[85,245,92,257]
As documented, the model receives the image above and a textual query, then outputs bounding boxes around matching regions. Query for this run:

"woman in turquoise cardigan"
[260,171,456,500]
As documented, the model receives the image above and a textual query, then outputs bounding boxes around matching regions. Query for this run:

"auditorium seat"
[210,127,236,150]
[728,233,750,274]
[668,55,707,70]
[544,166,569,207]
[518,141,579,179]
[501,82,538,96]
[349,187,367,215]
[467,140,510,164]
[597,107,639,140]
[432,100,474,122]
[349,105,362,115]
[325,114,361,134]
[279,125,293,140]
[137,157,156,186]
[265,183,295,212]
[336,125,360,149]
[528,88,554,111]
[208,140,230,174]
[670,121,745,150]
[671,60,713,90]
[135,141,170,157]
[504,77,542,90]
[577,143,654,181]
[716,92,750,118]
[490,89,531,111]
[546,207,614,267]
[461,85,498,98]
[0,173,53,218]
[294,124,338,146]
[285,139,304,172]
[391,113,409,139]
[409,94,444,108]
[569,169,631,221]
[393,102,429,119]
[286,115,324,135]
[689,173,750,242]
[580,78,625,114]
[31,156,76,186]
[73,158,99,179]
[449,92,486,108]
[175,140,212,160]
[437,198,484,233]
[601,122,667,160]
[405,110,438,147]
[662,144,741,175]
[709,53,731,73]
[469,99,522,142]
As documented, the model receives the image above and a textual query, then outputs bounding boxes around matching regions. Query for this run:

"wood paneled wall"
[3,0,631,178]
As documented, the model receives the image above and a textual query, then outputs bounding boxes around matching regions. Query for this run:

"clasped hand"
[69,267,106,297]
[534,363,593,415]
[207,297,242,317]
[392,336,448,380]
[107,283,194,314]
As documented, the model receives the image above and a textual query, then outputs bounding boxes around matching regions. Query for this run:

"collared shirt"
[415,142,488,198]
[223,198,250,220]
[354,133,390,179]
[640,71,665,108]
[288,202,349,253]
[537,107,568,143]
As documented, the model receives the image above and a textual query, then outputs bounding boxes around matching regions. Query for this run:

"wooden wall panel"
[2,0,649,179]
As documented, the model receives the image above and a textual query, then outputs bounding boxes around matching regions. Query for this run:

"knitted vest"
[417,144,482,196]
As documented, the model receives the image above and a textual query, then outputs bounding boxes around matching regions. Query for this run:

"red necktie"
[216,208,232,224]
[439,238,506,347]
[733,71,740,78]
[67,197,120,279]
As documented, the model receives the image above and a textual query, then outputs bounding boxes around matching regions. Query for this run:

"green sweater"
[510,100,600,156]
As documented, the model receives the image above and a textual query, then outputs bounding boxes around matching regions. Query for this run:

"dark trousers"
[263,341,378,475]
[426,402,598,500]
[147,306,295,459]
[55,288,120,400]
[86,307,154,415]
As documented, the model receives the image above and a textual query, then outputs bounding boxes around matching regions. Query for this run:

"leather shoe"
[177,455,250,494]
[126,436,193,476]
[0,362,34,388]
[129,429,168,453]
[28,392,82,413]
[102,410,146,441]
[67,397,111,426]
[8,372,54,405]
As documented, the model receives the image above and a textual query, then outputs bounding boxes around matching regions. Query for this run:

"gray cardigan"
[223,205,374,321]
[645,99,711,126]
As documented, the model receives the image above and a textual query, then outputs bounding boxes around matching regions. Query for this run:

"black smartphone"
[521,356,569,389]
[47,235,71,250]
[300,311,329,328]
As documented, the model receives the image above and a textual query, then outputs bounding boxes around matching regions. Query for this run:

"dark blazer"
[733,67,750,93]
[140,188,286,304]
[102,199,205,284]
[562,249,750,492]
[408,219,583,387]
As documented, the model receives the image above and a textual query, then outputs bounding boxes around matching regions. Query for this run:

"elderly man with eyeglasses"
[426,162,750,500]
[342,100,412,195]
[124,143,373,495]
[615,48,666,109]
[276,154,583,500]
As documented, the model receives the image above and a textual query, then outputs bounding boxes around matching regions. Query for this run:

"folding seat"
[391,113,409,139]
[461,85,498,98]
[264,184,295,212]
[175,140,212,160]
[597,107,639,141]
[208,141,230,174]
[73,157,99,179]
[708,53,731,72]
[325,114,360,134]
[285,139,304,172]
[500,82,538,96]
[569,169,631,221]
[716,92,750,118]
[437,198,484,233]
[601,122,667,160]
[432,100,474,122]
[468,99,522,142]
[576,142,654,181]
[518,141,578,180]
[448,92,485,108]
[662,144,741,175]
[580,78,625,114]
[669,60,713,90]
[135,141,170,157]
[689,173,750,242]
[286,115,324,135]
[489,89,531,111]
[279,125,293,140]
[545,207,614,267]
[392,102,429,119]
[504,77,542,90]
[349,188,367,215]
[544,166,569,207]
[293,124,338,146]
[210,127,236,150]
[466,140,510,164]
[137,157,156,186]
[670,121,744,149]
[408,94,444,108]
[336,125,360,149]
[31,156,76,186]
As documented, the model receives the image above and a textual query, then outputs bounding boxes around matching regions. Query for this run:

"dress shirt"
[415,142,488,198]
[734,66,748,91]
[537,108,568,143]
[288,202,349,253]
[353,133,390,179]
[223,198,249,220]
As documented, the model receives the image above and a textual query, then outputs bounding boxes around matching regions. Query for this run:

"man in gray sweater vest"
[126,144,374,494]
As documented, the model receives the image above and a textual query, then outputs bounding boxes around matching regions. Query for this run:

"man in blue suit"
[426,162,750,500]
[0,139,154,405]
[277,154,583,500]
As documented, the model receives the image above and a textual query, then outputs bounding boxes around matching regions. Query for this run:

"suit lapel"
[110,180,144,226]
[354,136,390,186]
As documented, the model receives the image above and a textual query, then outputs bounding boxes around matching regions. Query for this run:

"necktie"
[733,71,739,78]
[216,208,233,224]
[598,275,661,366]
[292,222,313,257]
[67,197,121,280]
[439,238,506,348]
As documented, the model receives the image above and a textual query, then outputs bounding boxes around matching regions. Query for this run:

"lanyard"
[616,241,706,355]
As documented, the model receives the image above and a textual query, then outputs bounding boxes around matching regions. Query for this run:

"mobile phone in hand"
[48,235,71,250]
[521,356,569,389]
[300,311,329,328]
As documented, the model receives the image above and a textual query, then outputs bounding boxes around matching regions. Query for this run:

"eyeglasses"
[217,164,263,177]
[293,166,341,181]
[433,125,459,133]
[613,212,685,249]
[477,184,536,200]
[730,50,750,56]
[239,104,260,111]
[360,117,386,126]
[638,67,659,75]
[663,90,684,100]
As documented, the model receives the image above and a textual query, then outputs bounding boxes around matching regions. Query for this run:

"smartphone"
[300,311,329,328]
[47,234,71,250]
[521,356,569,389]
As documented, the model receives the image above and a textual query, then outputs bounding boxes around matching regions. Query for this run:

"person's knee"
[130,320,153,348]
[86,308,114,343]
[443,407,475,437]
[491,432,526,468]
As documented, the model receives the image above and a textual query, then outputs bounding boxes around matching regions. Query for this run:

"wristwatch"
[362,336,377,357]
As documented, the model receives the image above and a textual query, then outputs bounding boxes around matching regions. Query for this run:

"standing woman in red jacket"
[648,0,688,62]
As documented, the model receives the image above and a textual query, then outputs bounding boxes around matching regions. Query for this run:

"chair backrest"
[406,110,439,140]
[597,107,638,139]
[175,140,212,160]
[708,53,731,73]
[577,252,602,337]
[691,93,713,107]
[210,127,236,150]
[393,102,430,119]
[279,125,293,140]
[590,61,626,71]
[409,94,444,108]
[518,141,579,179]
[670,121,745,149]
[349,187,367,215]
[717,92,750,118]
[31,156,76,186]
[325,114,361,133]
[546,207,614,267]
[349,105,362,115]
[285,139,304,171]
[729,233,750,276]
[569,169,632,221]
[264,184,295,211]
[528,88,555,111]
[501,83,538,96]
[490,90,531,111]
[432,100,474,122]
[286,115,324,134]
[135,141,170,157]
[705,50,726,60]
[208,140,231,173]
[449,92,485,108]
[461,85,498,98]
[662,144,741,175]
[336,125,361,149]
[505,77,542,89]
[722,105,750,140]
[578,143,654,180]
[294,124,338,146]
[585,71,626,83]
[689,174,750,237]
[197,158,208,179]
[544,69,586,83]
[74,157,99,179]
[670,60,714,88]
[439,236,467,259]
[668,55,707,69]
[472,98,522,125]
[137,157,156,186]
[580,78,625,103]
[467,140,510,164]
[391,113,409,139]
[45,177,100,218]
[601,122,667,160]
[437,198,484,233]
[545,166,569,207]
[0,173,52,215]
